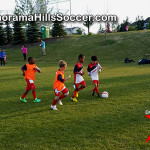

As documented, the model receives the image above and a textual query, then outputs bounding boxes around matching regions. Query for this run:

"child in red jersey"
[71,54,86,102]
[87,56,102,97]
[20,57,41,103]
[51,60,71,110]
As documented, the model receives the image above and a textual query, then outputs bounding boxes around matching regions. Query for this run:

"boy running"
[87,56,102,97]
[20,57,41,103]
[72,54,86,102]
[51,60,71,110]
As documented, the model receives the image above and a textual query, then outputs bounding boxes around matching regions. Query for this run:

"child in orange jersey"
[20,57,41,103]
[51,60,71,110]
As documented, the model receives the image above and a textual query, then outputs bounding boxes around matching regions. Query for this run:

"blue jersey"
[0,51,6,59]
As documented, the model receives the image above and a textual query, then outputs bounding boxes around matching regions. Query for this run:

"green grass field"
[1,30,150,150]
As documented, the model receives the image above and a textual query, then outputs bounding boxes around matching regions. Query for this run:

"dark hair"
[28,57,33,62]
[91,56,97,61]
[78,54,85,59]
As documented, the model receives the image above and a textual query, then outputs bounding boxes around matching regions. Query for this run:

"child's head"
[28,57,35,64]
[59,60,67,71]
[91,56,97,63]
[78,54,85,63]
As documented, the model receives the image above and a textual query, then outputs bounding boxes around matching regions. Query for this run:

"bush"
[88,32,92,36]
[129,25,136,31]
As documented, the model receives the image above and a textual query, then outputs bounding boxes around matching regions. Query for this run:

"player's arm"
[98,63,102,73]
[87,65,91,76]
[33,66,41,73]
[21,65,27,76]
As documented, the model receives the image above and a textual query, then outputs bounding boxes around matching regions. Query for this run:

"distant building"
[65,27,85,35]
[143,17,150,29]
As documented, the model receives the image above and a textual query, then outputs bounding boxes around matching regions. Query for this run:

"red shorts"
[93,80,99,85]
[25,79,36,91]
[54,87,68,96]
[75,80,86,89]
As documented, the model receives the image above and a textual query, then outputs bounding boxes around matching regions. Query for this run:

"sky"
[0,0,150,33]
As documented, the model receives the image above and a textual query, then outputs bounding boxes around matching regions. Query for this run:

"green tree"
[26,21,40,42]
[0,23,5,46]
[5,21,13,44]
[119,17,129,32]
[13,17,25,45]
[83,15,94,35]
[77,28,82,35]
[135,16,144,30]
[51,20,66,38]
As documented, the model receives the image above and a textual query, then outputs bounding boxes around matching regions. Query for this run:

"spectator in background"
[126,25,129,31]
[22,45,27,61]
[1,49,6,66]
[40,40,46,56]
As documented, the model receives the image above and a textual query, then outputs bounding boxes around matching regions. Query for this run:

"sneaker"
[51,105,58,110]
[145,110,150,115]
[71,97,78,102]
[34,98,41,103]
[58,100,63,105]
[92,91,95,96]
[76,92,79,97]
[20,97,27,102]
[97,94,100,98]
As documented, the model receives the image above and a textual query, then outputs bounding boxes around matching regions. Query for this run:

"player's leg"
[20,90,29,102]
[77,81,86,92]
[51,89,60,110]
[95,81,100,97]
[58,88,69,105]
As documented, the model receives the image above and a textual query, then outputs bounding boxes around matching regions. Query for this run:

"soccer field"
[1,31,150,150]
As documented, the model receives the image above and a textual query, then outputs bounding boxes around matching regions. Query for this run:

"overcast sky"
[0,0,150,33]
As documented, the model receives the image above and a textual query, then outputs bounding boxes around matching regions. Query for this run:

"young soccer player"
[71,54,86,102]
[51,60,71,110]
[87,56,102,97]
[20,57,41,103]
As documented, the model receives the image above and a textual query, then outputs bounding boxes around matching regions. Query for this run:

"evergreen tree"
[13,20,25,45]
[0,23,5,46]
[26,21,40,43]
[135,16,144,30]
[83,16,94,35]
[51,20,66,38]
[5,21,13,44]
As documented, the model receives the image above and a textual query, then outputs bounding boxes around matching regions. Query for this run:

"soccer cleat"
[20,97,27,102]
[76,92,79,97]
[34,98,41,103]
[97,94,100,98]
[58,100,63,105]
[51,105,58,110]
[92,91,95,96]
[71,97,78,102]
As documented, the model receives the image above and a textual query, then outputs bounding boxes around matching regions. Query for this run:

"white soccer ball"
[102,91,109,98]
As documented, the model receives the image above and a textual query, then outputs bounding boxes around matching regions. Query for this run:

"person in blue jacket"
[1,49,6,66]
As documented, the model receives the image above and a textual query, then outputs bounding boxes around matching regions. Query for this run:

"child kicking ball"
[87,56,102,97]
[51,60,71,110]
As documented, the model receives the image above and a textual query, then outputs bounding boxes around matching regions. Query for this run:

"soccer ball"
[102,91,109,98]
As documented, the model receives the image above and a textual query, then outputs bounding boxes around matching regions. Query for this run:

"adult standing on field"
[40,40,46,56]
[21,45,27,61]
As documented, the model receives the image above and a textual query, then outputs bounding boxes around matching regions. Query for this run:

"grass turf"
[1,30,150,149]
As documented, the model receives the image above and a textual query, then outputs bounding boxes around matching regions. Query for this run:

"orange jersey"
[25,63,37,80]
[53,70,65,91]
